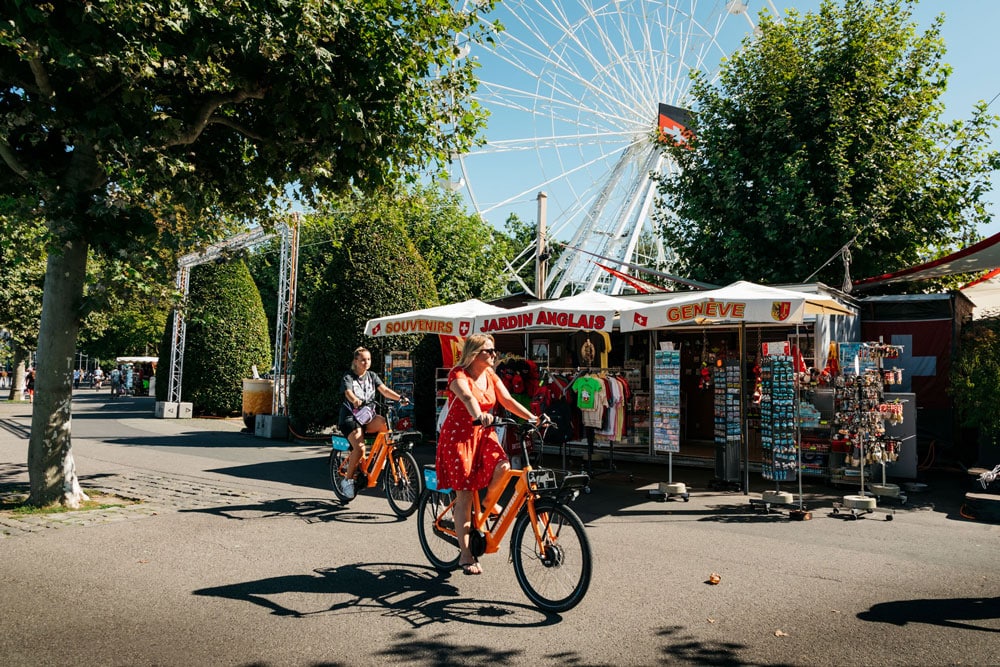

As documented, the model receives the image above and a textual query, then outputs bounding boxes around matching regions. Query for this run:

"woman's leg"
[345,427,366,478]
[483,459,511,512]
[455,490,481,572]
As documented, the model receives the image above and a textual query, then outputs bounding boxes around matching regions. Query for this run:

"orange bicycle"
[417,417,593,612]
[330,401,423,517]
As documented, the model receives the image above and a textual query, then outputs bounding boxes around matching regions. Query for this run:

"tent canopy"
[472,291,639,334]
[619,281,853,332]
[364,298,507,338]
[854,231,1000,290]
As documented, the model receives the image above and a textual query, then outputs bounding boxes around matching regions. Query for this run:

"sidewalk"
[0,393,329,538]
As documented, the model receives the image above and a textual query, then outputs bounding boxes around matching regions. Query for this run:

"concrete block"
[255,414,288,439]
[154,401,178,419]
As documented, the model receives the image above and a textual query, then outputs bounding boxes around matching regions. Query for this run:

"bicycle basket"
[423,465,452,494]
[527,468,558,492]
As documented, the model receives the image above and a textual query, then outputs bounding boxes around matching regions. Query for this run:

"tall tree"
[399,185,512,303]
[178,259,272,416]
[0,0,495,506]
[288,205,438,433]
[655,0,1000,288]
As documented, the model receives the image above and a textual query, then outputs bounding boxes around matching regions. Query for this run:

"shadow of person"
[858,596,1000,633]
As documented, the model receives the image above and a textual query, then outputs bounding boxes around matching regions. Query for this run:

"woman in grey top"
[337,346,408,499]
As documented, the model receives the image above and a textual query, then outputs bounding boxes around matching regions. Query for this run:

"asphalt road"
[1,391,998,666]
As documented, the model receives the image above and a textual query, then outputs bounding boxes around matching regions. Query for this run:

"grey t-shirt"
[341,371,383,405]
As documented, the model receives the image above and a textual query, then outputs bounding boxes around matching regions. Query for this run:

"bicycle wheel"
[328,450,353,504]
[417,490,461,570]
[511,500,592,613]
[384,449,422,518]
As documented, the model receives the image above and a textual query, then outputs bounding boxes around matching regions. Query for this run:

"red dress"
[436,366,508,491]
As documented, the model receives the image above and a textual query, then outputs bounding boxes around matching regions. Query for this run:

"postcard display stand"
[831,342,906,520]
[386,352,415,431]
[652,349,688,501]
[751,355,807,515]
[710,360,742,491]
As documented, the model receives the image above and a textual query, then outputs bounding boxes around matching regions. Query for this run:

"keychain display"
[832,348,905,476]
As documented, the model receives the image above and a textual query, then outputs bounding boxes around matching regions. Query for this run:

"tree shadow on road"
[193,561,561,631]
[655,625,785,666]
[858,596,1000,633]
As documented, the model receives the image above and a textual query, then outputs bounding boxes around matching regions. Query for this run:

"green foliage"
[289,207,437,432]
[950,316,1000,441]
[395,185,511,303]
[655,0,1000,287]
[0,204,45,351]
[2,0,498,500]
[181,260,272,416]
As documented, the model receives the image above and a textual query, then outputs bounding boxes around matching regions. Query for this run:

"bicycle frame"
[358,431,413,489]
[430,420,582,556]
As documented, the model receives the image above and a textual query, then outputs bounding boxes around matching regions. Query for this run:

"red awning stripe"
[593,263,667,293]
[854,231,1000,289]
[962,267,1000,290]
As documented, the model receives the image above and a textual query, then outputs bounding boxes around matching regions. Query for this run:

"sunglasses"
[481,349,497,356]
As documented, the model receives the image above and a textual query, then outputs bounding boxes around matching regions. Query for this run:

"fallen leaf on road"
[138,559,149,564]
[707,618,716,623]
[707,572,721,585]
[774,630,788,637]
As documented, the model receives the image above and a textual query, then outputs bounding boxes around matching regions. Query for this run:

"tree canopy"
[0,0,497,506]
[655,0,1000,288]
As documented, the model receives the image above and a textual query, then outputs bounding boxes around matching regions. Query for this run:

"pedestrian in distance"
[435,333,538,575]
[337,347,408,500]
[25,369,35,403]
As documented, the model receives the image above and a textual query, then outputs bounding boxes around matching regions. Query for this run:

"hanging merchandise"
[760,355,797,482]
[712,358,741,487]
[830,341,907,519]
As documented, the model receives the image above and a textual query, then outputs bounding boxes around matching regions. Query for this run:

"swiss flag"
[633,312,648,327]
[372,323,381,336]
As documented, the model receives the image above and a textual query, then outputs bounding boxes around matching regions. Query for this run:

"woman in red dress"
[436,333,538,575]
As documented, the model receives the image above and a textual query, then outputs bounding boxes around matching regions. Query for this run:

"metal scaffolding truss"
[270,218,300,415]
[166,222,299,414]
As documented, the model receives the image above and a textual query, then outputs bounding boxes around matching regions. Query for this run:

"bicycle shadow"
[178,497,407,525]
[193,562,561,628]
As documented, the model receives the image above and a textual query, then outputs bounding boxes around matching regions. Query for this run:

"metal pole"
[535,191,547,299]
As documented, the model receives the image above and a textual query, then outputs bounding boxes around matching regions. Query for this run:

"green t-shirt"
[571,375,604,410]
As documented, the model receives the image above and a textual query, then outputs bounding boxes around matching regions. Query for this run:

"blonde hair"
[351,347,372,373]
[455,334,495,369]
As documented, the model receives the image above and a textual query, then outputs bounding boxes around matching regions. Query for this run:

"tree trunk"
[27,237,90,508]
[6,348,27,402]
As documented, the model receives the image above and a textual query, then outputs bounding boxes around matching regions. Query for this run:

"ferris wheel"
[454,0,778,297]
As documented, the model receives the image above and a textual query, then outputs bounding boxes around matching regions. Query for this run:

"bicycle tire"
[511,500,592,613]
[384,449,422,518]
[328,450,353,504]
[417,489,461,570]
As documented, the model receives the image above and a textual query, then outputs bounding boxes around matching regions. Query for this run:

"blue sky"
[457,0,1000,253]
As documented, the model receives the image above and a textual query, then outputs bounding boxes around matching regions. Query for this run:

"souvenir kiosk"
[364,282,862,507]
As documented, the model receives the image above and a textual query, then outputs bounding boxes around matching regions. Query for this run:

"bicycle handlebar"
[472,414,554,432]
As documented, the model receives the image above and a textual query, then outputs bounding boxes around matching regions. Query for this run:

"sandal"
[460,560,483,575]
